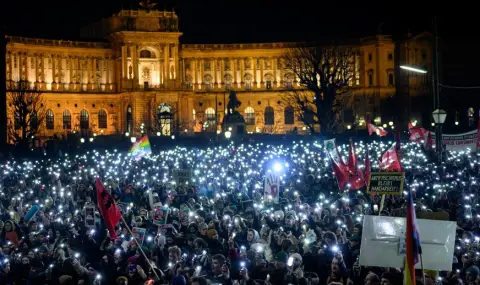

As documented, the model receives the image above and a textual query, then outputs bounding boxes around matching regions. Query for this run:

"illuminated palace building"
[5,6,433,138]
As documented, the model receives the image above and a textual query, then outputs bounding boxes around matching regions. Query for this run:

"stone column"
[220,58,224,87]
[252,57,257,84]
[279,58,284,86]
[132,46,138,88]
[51,54,56,85]
[40,54,45,83]
[164,44,169,81]
[260,57,265,88]
[105,57,110,86]
[232,58,237,86]
[200,58,204,89]
[181,58,186,84]
[24,53,29,82]
[213,58,217,88]
[240,58,245,88]
[5,52,11,82]
[191,58,197,89]
[69,56,74,84]
[76,56,81,83]
[58,55,63,84]
[173,44,178,79]
[34,54,38,83]
[273,57,278,86]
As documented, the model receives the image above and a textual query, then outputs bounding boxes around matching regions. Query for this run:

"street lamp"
[432,109,447,164]
[130,137,137,143]
[224,131,232,139]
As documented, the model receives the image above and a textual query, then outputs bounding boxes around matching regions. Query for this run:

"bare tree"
[282,44,354,135]
[6,80,46,145]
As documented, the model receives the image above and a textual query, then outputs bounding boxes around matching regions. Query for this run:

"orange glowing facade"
[5,7,434,139]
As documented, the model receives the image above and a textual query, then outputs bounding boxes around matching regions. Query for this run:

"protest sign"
[85,207,95,227]
[173,169,192,185]
[264,172,280,204]
[153,205,169,225]
[132,227,146,246]
[418,211,450,221]
[359,215,456,271]
[432,129,478,151]
[367,172,404,195]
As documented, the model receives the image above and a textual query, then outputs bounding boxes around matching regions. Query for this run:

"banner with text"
[431,129,478,151]
[367,172,405,195]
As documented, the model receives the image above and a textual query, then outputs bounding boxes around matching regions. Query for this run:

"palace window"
[98,109,107,129]
[284,106,294,125]
[244,107,255,125]
[63,110,71,130]
[140,50,155,58]
[80,109,89,130]
[388,73,394,86]
[46,110,54,130]
[368,70,374,86]
[244,74,252,90]
[158,104,173,136]
[368,53,373,62]
[205,108,216,132]
[264,106,274,126]
[388,53,393,60]
[204,75,212,91]
[265,74,273,90]
[468,107,475,127]
[126,106,133,133]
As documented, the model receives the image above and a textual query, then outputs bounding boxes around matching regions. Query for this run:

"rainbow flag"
[129,136,152,160]
[404,189,422,285]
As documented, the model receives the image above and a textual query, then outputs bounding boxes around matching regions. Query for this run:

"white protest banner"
[264,172,280,204]
[432,129,478,151]
[359,215,456,271]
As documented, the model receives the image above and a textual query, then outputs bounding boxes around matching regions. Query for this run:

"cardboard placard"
[359,215,456,271]
[132,227,146,246]
[173,169,192,185]
[153,205,169,225]
[367,172,405,195]
[264,172,280,204]
[85,207,95,227]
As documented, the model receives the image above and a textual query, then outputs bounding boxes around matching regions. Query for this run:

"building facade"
[4,7,434,140]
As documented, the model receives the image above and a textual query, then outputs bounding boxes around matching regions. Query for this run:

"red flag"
[408,125,433,150]
[364,144,371,187]
[96,178,121,239]
[379,143,403,172]
[329,151,351,191]
[347,140,366,190]
[367,123,388,137]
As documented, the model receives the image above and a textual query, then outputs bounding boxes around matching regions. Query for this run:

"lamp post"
[432,109,447,164]
[224,131,232,140]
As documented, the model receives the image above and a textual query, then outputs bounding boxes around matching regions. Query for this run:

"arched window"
[244,107,255,125]
[98,109,107,129]
[30,113,38,130]
[265,74,273,89]
[80,109,89,130]
[284,106,294,125]
[158,104,173,136]
[140,50,155,58]
[284,73,294,89]
[14,112,20,130]
[185,75,193,89]
[204,75,212,91]
[388,73,394,86]
[126,105,133,133]
[63,110,71,130]
[46,109,54,130]
[264,106,274,125]
[205,108,216,132]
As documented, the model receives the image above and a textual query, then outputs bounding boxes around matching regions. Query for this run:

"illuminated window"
[63,110,71,130]
[468,107,475,127]
[46,109,54,130]
[205,108,216,132]
[98,109,107,129]
[244,107,255,125]
[80,109,89,130]
[284,106,294,125]
[244,74,252,90]
[158,104,173,136]
[30,113,38,130]
[264,106,274,125]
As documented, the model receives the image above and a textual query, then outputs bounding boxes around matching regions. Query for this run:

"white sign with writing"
[359,215,456,271]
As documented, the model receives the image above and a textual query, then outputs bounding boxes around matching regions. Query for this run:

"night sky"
[3,1,480,96]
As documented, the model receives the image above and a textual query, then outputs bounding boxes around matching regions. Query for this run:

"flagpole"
[119,214,162,281]
[420,253,426,285]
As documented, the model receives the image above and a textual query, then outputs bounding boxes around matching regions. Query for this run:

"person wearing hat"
[265,251,299,285]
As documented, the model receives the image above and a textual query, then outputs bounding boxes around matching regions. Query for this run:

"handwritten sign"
[367,172,405,195]
[173,169,192,185]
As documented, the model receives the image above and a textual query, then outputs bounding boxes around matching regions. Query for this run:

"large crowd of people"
[0,139,477,285]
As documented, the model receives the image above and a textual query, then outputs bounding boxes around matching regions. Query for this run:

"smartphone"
[287,257,294,266]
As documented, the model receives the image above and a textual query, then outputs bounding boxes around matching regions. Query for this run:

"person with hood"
[246,228,260,249]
